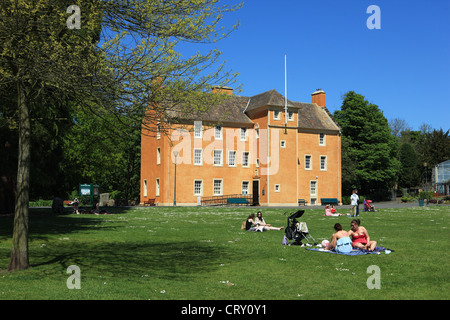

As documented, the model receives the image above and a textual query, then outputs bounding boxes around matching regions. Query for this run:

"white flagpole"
[284,55,288,133]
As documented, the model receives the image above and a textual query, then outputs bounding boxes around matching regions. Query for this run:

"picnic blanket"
[306,247,391,256]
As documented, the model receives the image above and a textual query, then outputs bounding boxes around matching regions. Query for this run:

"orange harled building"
[140,87,341,206]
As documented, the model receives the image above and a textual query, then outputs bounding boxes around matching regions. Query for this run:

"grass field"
[0,205,449,300]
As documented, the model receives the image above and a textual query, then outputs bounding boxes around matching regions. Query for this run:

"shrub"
[418,191,434,200]
[401,195,414,202]
[29,199,53,207]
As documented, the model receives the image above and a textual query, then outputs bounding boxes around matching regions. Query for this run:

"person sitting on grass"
[255,211,284,230]
[348,219,377,251]
[324,223,353,253]
[89,202,114,215]
[245,213,264,232]
[323,204,344,216]
[71,198,79,214]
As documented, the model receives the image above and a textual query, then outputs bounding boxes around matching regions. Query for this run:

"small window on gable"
[319,133,326,146]
[215,126,222,140]
[194,121,202,138]
[288,111,294,121]
[273,110,280,120]
[240,128,247,141]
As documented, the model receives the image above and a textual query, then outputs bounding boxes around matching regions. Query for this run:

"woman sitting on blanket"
[324,223,353,253]
[348,219,377,251]
[255,211,284,230]
[324,204,343,216]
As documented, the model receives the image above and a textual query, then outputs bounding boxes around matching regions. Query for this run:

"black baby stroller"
[284,210,317,246]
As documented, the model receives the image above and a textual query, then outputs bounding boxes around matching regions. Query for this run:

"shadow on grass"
[31,241,235,280]
[0,210,124,242]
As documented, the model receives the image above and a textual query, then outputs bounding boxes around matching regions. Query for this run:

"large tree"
[334,91,400,200]
[398,142,421,188]
[0,0,102,271]
[1,0,240,271]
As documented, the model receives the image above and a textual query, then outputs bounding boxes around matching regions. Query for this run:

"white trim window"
[156,179,160,197]
[228,150,236,167]
[194,121,202,139]
[156,122,161,139]
[320,155,327,171]
[194,149,203,165]
[310,180,317,196]
[274,184,281,192]
[213,149,223,166]
[288,111,294,121]
[280,140,286,148]
[305,155,312,170]
[143,179,148,197]
[215,126,222,140]
[242,181,249,195]
[194,180,203,196]
[319,133,326,146]
[242,151,249,167]
[156,147,161,165]
[213,179,223,195]
[240,128,247,141]
[273,110,280,120]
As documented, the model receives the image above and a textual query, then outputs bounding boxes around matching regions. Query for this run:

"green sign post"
[79,183,100,206]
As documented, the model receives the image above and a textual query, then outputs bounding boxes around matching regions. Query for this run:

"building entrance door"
[252,180,259,206]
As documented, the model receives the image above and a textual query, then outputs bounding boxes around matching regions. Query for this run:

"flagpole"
[284,54,288,134]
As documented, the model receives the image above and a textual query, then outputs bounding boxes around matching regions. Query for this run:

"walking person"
[350,189,359,217]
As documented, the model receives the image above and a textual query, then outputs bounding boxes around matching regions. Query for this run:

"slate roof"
[165,89,340,131]
[244,89,297,112]
[293,101,340,131]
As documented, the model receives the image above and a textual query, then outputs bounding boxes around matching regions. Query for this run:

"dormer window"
[288,111,294,121]
[273,110,280,120]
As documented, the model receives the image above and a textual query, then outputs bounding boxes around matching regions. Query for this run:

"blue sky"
[190,0,450,131]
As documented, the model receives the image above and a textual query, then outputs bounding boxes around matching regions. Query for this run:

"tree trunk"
[8,82,31,271]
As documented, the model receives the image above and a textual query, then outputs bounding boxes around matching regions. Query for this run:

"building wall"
[265,108,299,205]
[140,106,341,206]
[297,130,341,205]
[141,122,256,205]
[246,108,268,205]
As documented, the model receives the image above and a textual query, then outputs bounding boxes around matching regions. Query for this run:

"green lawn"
[0,205,449,300]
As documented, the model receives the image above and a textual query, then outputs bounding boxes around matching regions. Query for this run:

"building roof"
[165,89,340,131]
[164,94,253,125]
[244,89,298,112]
[293,101,340,131]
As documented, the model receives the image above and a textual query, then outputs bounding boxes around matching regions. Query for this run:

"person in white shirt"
[350,189,359,217]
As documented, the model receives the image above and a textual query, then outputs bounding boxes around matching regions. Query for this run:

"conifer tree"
[334,91,400,200]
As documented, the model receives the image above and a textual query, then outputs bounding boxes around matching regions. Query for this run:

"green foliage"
[334,91,400,200]
[398,142,421,188]
[0,0,242,205]
[418,191,434,200]
[61,107,141,200]
[418,129,450,168]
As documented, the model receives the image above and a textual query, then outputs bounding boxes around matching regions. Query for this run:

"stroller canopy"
[288,210,305,220]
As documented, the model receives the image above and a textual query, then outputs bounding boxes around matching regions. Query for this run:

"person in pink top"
[324,204,343,216]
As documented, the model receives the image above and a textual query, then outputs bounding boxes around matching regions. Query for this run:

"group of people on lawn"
[244,189,377,253]
[322,219,376,253]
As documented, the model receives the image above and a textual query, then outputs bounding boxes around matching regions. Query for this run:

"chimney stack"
[311,88,326,107]
[212,85,233,95]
